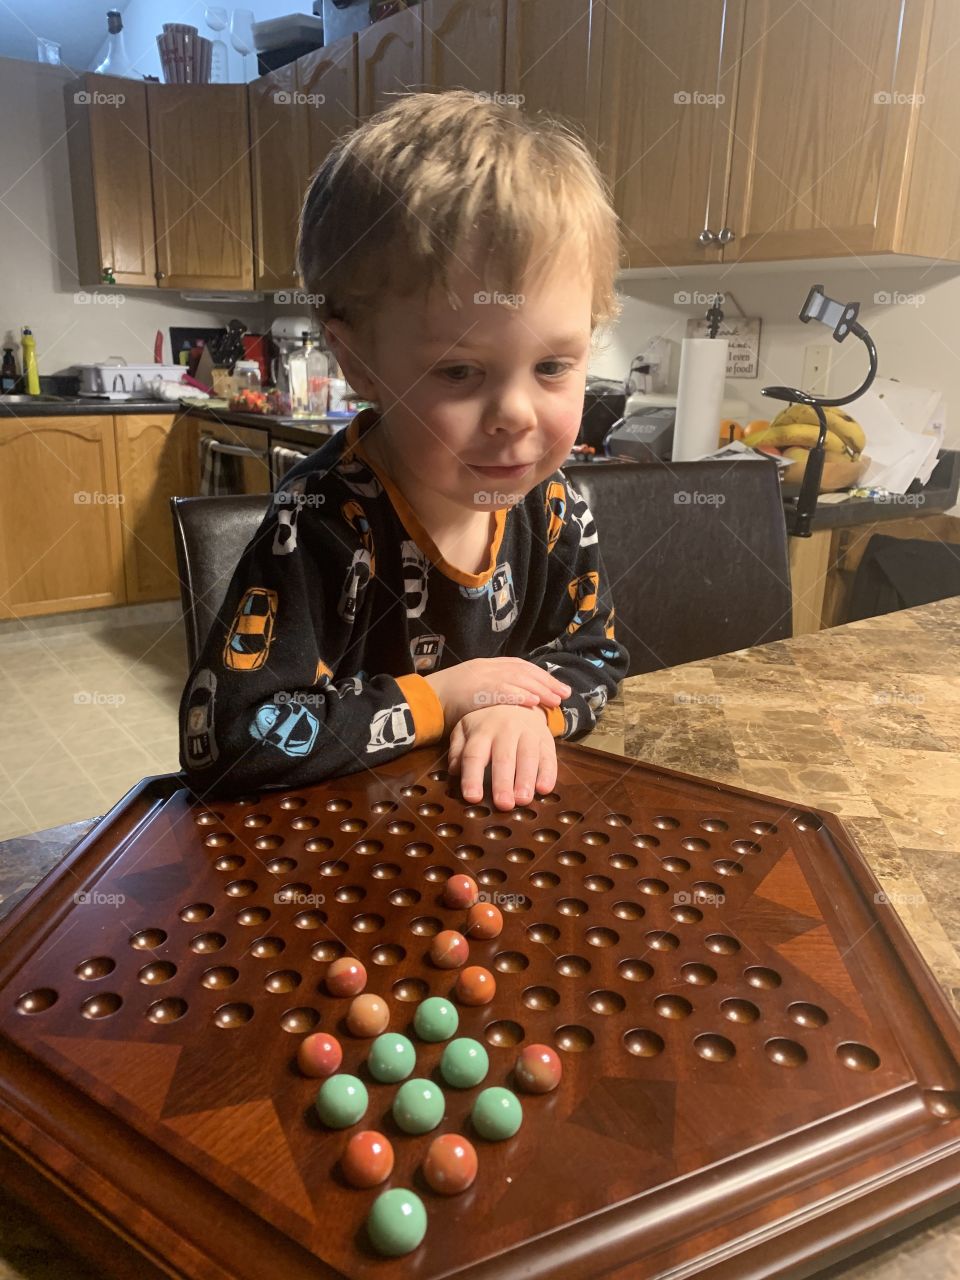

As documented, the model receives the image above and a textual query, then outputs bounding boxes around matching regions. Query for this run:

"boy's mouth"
[469,462,534,479]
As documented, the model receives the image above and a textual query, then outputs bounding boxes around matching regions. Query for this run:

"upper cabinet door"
[597,0,745,269]
[725,0,929,262]
[504,0,600,143]
[147,85,254,290]
[250,65,303,291]
[299,39,360,186]
[421,0,507,94]
[66,75,157,288]
[357,7,424,119]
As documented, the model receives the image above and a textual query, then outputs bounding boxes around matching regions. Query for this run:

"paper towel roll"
[671,337,729,461]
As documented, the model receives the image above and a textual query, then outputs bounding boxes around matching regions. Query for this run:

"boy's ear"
[323,318,380,403]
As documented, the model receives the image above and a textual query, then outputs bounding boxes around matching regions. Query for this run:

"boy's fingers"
[513,734,541,803]
[490,731,520,811]
[459,739,491,802]
[536,740,558,794]
[447,724,464,773]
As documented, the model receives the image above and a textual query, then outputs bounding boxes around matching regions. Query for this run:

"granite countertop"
[2,599,960,1277]
[0,397,179,417]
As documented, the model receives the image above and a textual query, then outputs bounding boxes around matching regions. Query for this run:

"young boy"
[179,89,629,812]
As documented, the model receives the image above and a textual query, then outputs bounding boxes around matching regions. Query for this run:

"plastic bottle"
[20,328,40,396]
[1,347,19,394]
[94,10,134,77]
[289,332,330,418]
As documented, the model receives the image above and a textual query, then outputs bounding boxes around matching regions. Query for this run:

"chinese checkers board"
[1,742,959,1279]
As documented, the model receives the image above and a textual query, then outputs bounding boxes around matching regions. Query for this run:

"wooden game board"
[1,742,959,1279]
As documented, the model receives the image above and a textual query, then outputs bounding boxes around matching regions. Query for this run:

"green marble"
[472,1086,522,1140]
[393,1077,445,1134]
[368,1032,416,1083]
[314,1073,367,1128]
[366,1187,427,1257]
[440,1037,489,1088]
[413,995,459,1042]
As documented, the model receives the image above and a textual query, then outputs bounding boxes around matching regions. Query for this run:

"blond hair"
[297,90,622,334]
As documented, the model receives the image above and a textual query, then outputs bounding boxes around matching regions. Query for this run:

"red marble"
[444,874,479,910]
[326,957,367,998]
[455,965,496,1006]
[515,1043,562,1094]
[430,929,469,969]
[342,1130,394,1189]
[465,902,503,940]
[296,1032,343,1079]
[346,992,390,1037]
[423,1133,478,1195]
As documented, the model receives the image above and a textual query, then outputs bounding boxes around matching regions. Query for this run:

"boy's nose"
[481,389,538,436]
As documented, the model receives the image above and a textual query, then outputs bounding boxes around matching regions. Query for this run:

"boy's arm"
[179,486,443,797]
[522,477,630,740]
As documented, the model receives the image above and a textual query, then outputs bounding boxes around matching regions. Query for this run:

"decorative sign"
[685,316,762,379]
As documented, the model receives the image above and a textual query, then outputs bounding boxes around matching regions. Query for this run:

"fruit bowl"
[780,451,870,497]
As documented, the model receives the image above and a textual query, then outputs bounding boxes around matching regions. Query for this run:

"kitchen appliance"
[579,379,625,450]
[76,360,184,397]
[321,0,373,45]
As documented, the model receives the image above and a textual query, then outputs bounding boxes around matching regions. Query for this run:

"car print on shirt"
[562,705,580,736]
[339,548,372,622]
[366,703,416,754]
[315,657,334,686]
[330,674,365,698]
[249,700,320,756]
[337,455,383,498]
[402,540,430,619]
[544,480,566,553]
[341,499,376,576]
[605,608,617,640]
[566,571,599,634]
[272,477,309,556]
[458,562,519,632]
[223,587,278,671]
[584,685,608,715]
[183,667,218,766]
[411,632,444,673]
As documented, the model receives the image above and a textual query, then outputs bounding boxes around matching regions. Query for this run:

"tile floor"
[0,601,187,841]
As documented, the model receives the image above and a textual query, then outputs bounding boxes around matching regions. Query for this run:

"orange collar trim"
[343,409,507,588]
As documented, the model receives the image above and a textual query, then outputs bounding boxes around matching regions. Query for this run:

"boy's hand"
[425,658,570,736]
[447,704,558,811]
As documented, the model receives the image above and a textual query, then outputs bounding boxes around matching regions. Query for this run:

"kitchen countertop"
[0,396,181,416]
[1,597,959,1277]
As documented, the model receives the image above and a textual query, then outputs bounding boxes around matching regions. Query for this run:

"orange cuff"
[541,703,566,738]
[395,674,445,744]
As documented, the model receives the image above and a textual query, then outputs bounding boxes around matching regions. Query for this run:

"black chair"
[171,460,792,677]
[563,460,792,676]
[171,495,271,669]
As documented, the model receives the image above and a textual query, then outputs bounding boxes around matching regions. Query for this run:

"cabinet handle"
[156,270,166,281]
[697,229,718,246]
[101,265,116,285]
[717,227,736,244]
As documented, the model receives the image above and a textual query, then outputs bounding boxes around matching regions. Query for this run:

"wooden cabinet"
[299,40,360,181]
[0,418,125,617]
[147,85,254,290]
[726,0,934,263]
[421,0,506,94]
[250,65,304,292]
[65,76,158,288]
[358,6,424,119]
[596,0,744,268]
[505,0,603,144]
[114,415,194,604]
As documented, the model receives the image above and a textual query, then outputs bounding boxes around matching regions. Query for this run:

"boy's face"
[325,253,593,517]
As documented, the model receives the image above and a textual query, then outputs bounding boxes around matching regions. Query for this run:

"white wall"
[90,0,316,83]
[0,57,265,371]
[590,262,960,450]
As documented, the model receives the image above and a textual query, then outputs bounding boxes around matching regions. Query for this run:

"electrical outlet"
[802,343,832,396]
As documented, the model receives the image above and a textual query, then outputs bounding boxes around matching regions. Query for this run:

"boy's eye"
[438,365,475,382]
[436,361,575,382]
[537,360,574,377]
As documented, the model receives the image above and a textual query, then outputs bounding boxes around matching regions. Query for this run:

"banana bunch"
[744,404,866,458]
